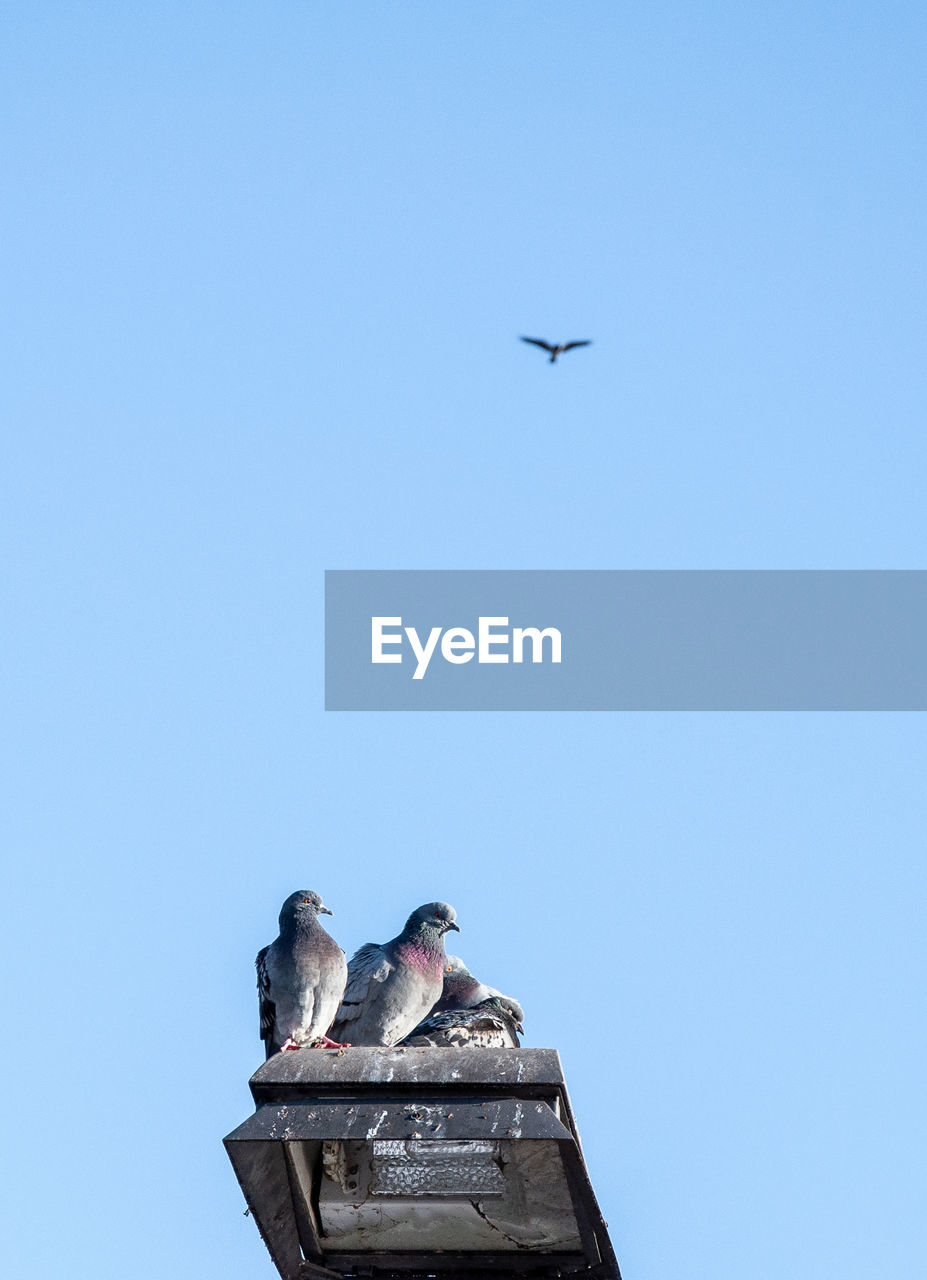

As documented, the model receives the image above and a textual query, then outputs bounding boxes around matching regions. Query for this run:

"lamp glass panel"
[310,1138,584,1255]
[370,1140,505,1198]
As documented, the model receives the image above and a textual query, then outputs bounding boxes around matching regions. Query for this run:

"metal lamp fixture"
[224,1046,621,1280]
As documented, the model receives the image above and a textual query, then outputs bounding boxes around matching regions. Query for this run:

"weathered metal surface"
[225,1046,621,1280]
[225,1139,304,1278]
[250,1046,566,1102]
[558,1137,621,1277]
[307,1265,617,1280]
[296,1261,345,1280]
[227,1099,571,1144]
[299,1260,595,1279]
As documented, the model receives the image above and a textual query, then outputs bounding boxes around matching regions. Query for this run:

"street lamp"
[224,1046,621,1279]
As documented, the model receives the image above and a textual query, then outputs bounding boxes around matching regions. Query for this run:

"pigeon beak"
[320,906,333,915]
[516,1021,524,1033]
[447,921,460,933]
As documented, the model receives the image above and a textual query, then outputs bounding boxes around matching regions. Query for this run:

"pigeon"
[430,954,524,1028]
[520,336,592,363]
[330,901,460,1046]
[402,998,523,1049]
[256,889,348,1058]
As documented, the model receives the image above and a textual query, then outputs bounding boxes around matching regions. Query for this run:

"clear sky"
[2,4,925,1279]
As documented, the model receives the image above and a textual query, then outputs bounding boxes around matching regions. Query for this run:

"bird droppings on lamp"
[224,1046,622,1280]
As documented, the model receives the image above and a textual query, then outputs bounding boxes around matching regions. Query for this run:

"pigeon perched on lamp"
[256,890,348,1058]
[520,336,592,363]
[330,901,460,1046]
[430,954,524,1027]
[402,997,523,1048]
[401,954,524,1048]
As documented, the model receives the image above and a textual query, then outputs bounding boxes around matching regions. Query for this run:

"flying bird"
[330,901,460,1046]
[520,336,592,363]
[256,889,348,1057]
[402,997,523,1049]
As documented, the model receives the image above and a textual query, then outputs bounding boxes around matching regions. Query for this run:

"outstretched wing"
[256,946,275,1055]
[333,942,393,1032]
[520,336,555,352]
[562,340,592,352]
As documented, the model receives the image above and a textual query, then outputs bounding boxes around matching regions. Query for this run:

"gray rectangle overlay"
[324,571,927,710]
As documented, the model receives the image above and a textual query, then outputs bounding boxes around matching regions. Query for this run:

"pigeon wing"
[402,1001,522,1048]
[562,340,592,352]
[256,945,276,1054]
[520,337,555,352]
[333,941,393,1033]
[461,1011,521,1048]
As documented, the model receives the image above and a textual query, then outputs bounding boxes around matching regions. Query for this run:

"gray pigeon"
[431,954,524,1028]
[402,997,523,1049]
[330,901,460,1046]
[256,889,348,1058]
[520,336,592,363]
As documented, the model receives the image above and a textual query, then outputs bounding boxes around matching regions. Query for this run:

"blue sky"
[2,4,925,1279]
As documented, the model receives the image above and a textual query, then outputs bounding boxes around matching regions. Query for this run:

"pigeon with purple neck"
[330,901,460,1046]
[256,890,348,1057]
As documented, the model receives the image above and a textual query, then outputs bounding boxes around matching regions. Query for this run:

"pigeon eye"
[303,898,311,904]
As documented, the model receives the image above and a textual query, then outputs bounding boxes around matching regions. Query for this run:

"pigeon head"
[404,901,460,939]
[441,954,483,991]
[438,955,524,1029]
[437,955,481,1005]
[484,995,525,1035]
[497,994,525,1032]
[278,889,333,931]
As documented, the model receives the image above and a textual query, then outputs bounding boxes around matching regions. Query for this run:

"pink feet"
[277,1035,351,1053]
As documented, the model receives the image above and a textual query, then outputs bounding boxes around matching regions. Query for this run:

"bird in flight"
[520,336,592,363]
